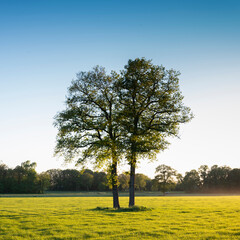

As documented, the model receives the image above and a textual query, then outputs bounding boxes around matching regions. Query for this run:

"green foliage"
[37,172,50,194]
[0,160,41,194]
[135,173,151,191]
[205,165,231,191]
[118,173,130,191]
[182,169,201,192]
[54,66,123,168]
[117,58,193,162]
[155,164,177,194]
[45,168,108,192]
[0,161,109,193]
[93,171,108,191]
[228,169,240,191]
[1,161,239,194]
[79,169,94,191]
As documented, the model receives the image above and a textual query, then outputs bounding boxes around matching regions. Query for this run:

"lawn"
[0,196,239,239]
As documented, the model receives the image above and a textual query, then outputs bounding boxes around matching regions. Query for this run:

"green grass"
[0,196,239,239]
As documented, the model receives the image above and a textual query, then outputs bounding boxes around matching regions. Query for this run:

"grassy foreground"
[0,196,239,239]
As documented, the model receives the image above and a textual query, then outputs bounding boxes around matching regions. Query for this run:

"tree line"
[0,161,49,194]
[177,165,240,193]
[0,161,108,193]
[1,161,239,194]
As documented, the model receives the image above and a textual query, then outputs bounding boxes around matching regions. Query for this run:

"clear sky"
[0,0,240,178]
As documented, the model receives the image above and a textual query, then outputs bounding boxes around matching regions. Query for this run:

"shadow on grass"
[92,205,152,212]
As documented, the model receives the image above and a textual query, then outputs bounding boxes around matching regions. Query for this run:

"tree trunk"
[129,115,138,207]
[111,162,120,209]
[112,182,120,209]
[129,162,135,207]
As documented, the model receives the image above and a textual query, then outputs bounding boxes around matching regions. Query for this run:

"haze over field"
[0,0,240,177]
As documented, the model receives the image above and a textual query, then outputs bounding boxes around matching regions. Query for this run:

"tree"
[175,173,184,191]
[145,179,153,191]
[13,161,38,193]
[182,170,201,192]
[92,171,108,191]
[155,164,177,194]
[118,173,130,191]
[198,165,209,191]
[79,169,94,191]
[37,172,50,193]
[46,169,63,191]
[60,169,80,191]
[54,67,123,208]
[227,169,240,192]
[117,58,193,206]
[151,178,160,191]
[0,162,8,193]
[205,165,231,192]
[135,173,151,191]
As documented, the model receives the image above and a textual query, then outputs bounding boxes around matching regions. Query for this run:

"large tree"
[54,67,123,208]
[117,58,193,206]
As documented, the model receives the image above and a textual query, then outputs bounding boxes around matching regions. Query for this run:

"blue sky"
[0,0,240,177]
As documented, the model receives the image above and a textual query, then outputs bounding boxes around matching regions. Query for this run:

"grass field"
[0,196,240,239]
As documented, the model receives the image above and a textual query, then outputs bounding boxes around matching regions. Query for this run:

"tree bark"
[111,162,120,209]
[112,182,120,209]
[129,162,135,207]
[129,129,137,207]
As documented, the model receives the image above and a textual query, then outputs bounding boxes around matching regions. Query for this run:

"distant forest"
[0,161,239,194]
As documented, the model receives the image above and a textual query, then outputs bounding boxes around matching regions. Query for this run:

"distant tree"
[45,168,108,191]
[155,164,177,194]
[92,172,108,191]
[0,163,8,193]
[116,58,193,206]
[0,160,40,194]
[79,169,94,191]
[175,173,184,191]
[46,169,63,191]
[145,179,153,191]
[135,173,151,191]
[37,172,50,193]
[118,173,130,191]
[4,168,16,193]
[151,178,159,191]
[227,168,240,192]
[182,170,201,192]
[54,67,123,208]
[198,165,209,191]
[205,165,231,192]
[60,169,80,191]
[13,161,38,193]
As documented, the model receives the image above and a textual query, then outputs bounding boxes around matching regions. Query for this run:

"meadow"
[0,195,239,239]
